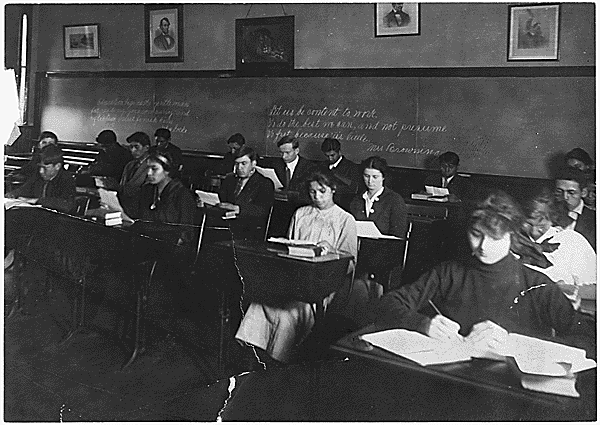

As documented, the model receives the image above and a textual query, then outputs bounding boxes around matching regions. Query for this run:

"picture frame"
[508,4,559,61]
[235,16,294,76]
[63,24,100,59]
[375,3,420,37]
[145,4,184,63]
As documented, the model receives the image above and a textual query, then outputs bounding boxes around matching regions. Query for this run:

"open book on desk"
[356,221,402,240]
[267,237,325,257]
[361,329,596,397]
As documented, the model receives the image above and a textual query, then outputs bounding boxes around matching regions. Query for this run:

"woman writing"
[235,171,357,364]
[377,191,594,353]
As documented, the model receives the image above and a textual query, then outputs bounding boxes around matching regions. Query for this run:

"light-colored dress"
[235,204,357,363]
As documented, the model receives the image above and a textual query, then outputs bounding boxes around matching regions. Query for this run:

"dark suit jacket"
[423,174,474,201]
[273,156,316,194]
[10,168,76,213]
[318,157,362,195]
[575,205,596,251]
[87,143,133,181]
[384,10,410,27]
[118,156,151,219]
[219,171,275,237]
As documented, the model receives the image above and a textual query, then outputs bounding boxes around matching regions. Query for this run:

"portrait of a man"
[375,3,420,37]
[384,3,411,28]
[153,17,176,51]
[145,4,183,62]
[517,9,547,49]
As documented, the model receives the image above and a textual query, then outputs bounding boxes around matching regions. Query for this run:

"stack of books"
[86,208,123,226]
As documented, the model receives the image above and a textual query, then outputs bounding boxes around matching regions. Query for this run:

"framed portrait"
[375,3,420,37]
[145,4,184,63]
[235,16,294,76]
[63,24,100,59]
[508,4,559,61]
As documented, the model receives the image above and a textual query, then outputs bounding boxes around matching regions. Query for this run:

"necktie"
[234,178,244,198]
[442,177,447,188]
[285,166,291,188]
[41,181,49,198]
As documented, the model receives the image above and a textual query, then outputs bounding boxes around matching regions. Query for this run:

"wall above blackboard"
[38,69,595,179]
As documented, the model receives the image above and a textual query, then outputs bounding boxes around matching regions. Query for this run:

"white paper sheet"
[356,221,402,240]
[255,166,283,190]
[195,190,220,206]
[4,198,40,209]
[425,185,450,197]
[98,188,124,212]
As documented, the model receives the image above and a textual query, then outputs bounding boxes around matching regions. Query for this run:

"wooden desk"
[202,239,352,374]
[329,326,596,421]
[6,206,166,368]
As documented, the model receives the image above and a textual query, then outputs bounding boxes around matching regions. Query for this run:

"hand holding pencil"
[427,300,463,343]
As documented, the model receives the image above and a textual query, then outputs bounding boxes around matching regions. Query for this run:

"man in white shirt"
[555,167,596,251]
[273,136,316,194]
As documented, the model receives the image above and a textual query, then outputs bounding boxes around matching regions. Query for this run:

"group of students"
[6,129,597,367]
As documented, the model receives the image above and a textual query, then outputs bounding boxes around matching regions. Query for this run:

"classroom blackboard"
[40,73,595,179]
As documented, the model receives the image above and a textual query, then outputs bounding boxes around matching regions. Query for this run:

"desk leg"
[59,276,86,347]
[122,260,156,370]
[218,289,230,377]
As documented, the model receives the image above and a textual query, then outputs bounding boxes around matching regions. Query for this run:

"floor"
[3,265,259,422]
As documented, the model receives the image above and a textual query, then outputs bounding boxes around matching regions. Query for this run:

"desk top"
[330,325,596,419]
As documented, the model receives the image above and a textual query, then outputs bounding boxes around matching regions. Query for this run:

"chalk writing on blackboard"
[266,104,447,155]
[90,97,191,134]
[367,143,440,156]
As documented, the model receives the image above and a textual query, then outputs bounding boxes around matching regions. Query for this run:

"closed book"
[85,208,121,220]
[411,193,431,200]
[104,217,123,227]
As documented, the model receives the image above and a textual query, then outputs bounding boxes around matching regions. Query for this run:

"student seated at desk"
[350,156,407,237]
[376,191,594,352]
[273,136,317,195]
[12,131,59,181]
[346,156,408,325]
[154,128,184,172]
[6,144,75,213]
[81,129,132,182]
[136,147,196,249]
[521,191,596,309]
[318,138,362,195]
[118,131,151,219]
[565,147,595,211]
[423,151,473,202]
[217,132,245,176]
[235,171,357,364]
[554,167,596,251]
[217,145,274,239]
